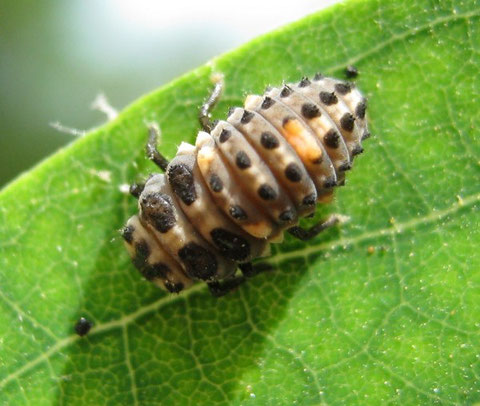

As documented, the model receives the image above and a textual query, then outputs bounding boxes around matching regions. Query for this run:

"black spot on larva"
[340,113,355,131]
[362,131,371,140]
[75,317,92,337]
[121,224,134,244]
[168,164,197,205]
[301,103,321,119]
[280,85,292,97]
[352,145,364,156]
[261,97,275,109]
[142,262,169,281]
[209,174,223,192]
[324,178,337,188]
[219,128,232,143]
[260,132,279,149]
[211,228,250,261]
[302,193,317,206]
[164,280,184,293]
[258,184,277,200]
[178,242,217,280]
[320,91,338,105]
[133,240,150,269]
[355,100,367,119]
[338,161,352,172]
[236,151,251,169]
[335,82,352,95]
[140,192,176,233]
[279,209,295,222]
[241,110,254,124]
[285,163,303,182]
[324,129,340,148]
[229,205,248,221]
[313,72,324,81]
[298,77,311,87]
[345,65,358,78]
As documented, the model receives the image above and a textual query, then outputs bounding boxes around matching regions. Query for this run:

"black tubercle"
[219,128,232,143]
[320,91,338,105]
[279,209,295,222]
[302,194,317,206]
[324,178,337,188]
[355,100,367,119]
[229,205,248,221]
[298,77,311,87]
[241,110,254,124]
[313,72,324,81]
[285,163,303,182]
[178,242,218,280]
[280,85,292,97]
[352,145,364,156]
[129,183,144,198]
[260,132,279,149]
[301,103,321,119]
[211,228,250,261]
[340,113,355,131]
[121,224,134,244]
[235,151,251,169]
[209,174,223,192]
[140,192,176,233]
[338,161,352,172]
[261,96,275,109]
[167,163,197,205]
[334,82,352,95]
[258,184,277,200]
[133,240,150,270]
[142,262,169,281]
[324,129,340,148]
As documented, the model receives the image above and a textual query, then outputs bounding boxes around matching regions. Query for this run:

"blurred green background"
[0,0,339,187]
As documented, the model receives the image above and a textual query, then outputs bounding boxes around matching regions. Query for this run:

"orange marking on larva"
[281,119,322,163]
[197,147,215,170]
[243,221,272,239]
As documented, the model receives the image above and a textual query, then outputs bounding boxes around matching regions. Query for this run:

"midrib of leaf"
[1,188,477,392]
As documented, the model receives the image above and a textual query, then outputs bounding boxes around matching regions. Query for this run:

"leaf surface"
[1,0,479,404]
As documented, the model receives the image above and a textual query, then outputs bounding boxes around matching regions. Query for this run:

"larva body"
[122,73,369,295]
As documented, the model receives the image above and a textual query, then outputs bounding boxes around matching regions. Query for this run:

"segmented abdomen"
[123,74,369,293]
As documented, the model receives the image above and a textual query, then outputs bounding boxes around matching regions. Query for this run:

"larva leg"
[207,276,245,297]
[287,214,346,241]
[146,123,170,171]
[129,182,145,198]
[199,73,224,132]
[238,262,273,278]
[208,262,273,296]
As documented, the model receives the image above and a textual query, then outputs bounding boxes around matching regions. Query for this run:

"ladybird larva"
[122,73,370,296]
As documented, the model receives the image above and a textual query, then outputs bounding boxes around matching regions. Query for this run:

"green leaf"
[1,0,479,404]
